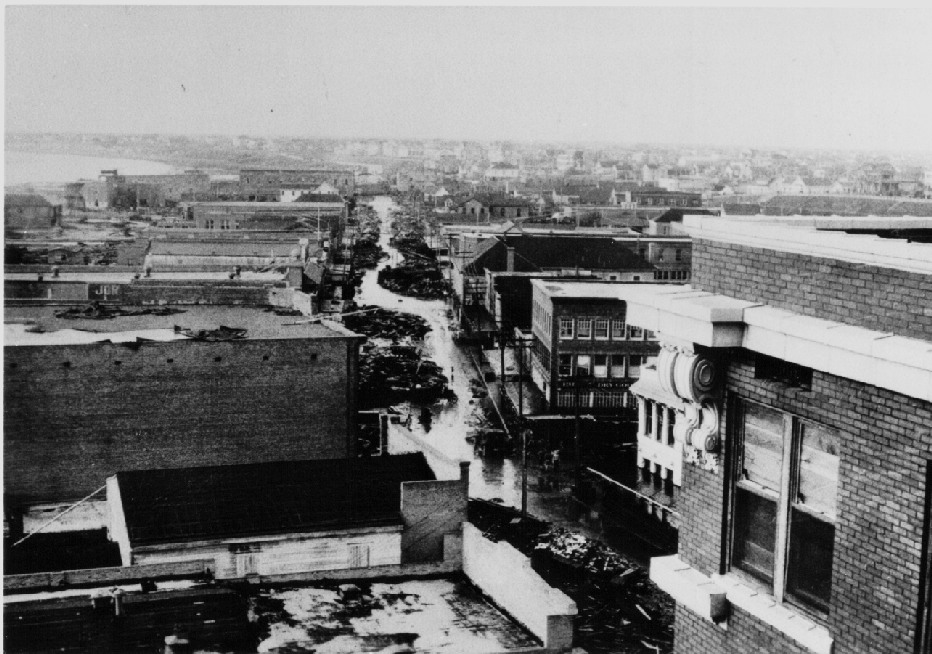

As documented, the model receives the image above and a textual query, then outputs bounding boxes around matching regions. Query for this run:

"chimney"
[506,246,516,272]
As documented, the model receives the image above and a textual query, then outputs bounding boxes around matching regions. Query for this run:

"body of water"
[5,150,178,186]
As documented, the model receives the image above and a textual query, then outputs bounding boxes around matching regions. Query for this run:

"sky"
[5,6,932,151]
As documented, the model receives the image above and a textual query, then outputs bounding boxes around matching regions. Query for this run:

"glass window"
[577,318,592,339]
[731,401,840,614]
[575,355,591,377]
[609,355,625,378]
[559,317,574,339]
[594,319,609,339]
[628,325,643,339]
[558,354,572,377]
[611,318,626,339]
[628,355,641,378]
[593,355,608,378]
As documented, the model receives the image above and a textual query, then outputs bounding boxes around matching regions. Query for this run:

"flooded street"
[355,197,587,523]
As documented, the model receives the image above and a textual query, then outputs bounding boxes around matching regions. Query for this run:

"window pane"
[611,319,626,339]
[559,318,573,338]
[609,355,625,378]
[786,509,835,612]
[578,319,592,339]
[733,486,777,584]
[798,422,840,520]
[594,319,609,339]
[742,403,785,493]
[628,355,641,378]
[575,355,591,377]
[593,354,608,378]
[558,354,572,377]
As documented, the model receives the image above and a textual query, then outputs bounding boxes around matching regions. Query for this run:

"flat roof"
[4,306,360,346]
[684,214,932,275]
[4,271,287,283]
[531,279,642,300]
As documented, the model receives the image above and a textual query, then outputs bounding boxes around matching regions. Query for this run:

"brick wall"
[4,337,357,506]
[691,238,932,340]
[674,603,813,654]
[681,351,932,653]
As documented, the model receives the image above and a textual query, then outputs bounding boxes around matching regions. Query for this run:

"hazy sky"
[6,6,932,151]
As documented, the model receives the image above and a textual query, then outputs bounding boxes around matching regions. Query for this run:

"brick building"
[239,168,356,197]
[4,306,363,509]
[529,281,661,413]
[4,194,62,232]
[617,215,932,654]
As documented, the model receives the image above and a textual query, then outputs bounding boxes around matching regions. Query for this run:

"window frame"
[594,318,609,340]
[559,317,574,339]
[729,397,839,616]
[577,317,592,340]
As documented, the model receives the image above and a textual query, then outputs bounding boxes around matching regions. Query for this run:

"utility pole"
[574,373,582,493]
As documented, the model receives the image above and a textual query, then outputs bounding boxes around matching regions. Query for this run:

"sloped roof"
[149,240,299,257]
[116,453,436,546]
[465,235,654,275]
[653,208,717,223]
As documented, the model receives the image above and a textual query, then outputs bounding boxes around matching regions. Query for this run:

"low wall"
[462,523,577,652]
[4,559,213,594]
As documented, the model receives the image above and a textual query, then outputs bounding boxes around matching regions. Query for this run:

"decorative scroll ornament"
[658,343,723,472]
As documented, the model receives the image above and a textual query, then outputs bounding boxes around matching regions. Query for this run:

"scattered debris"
[342,306,430,340]
[174,325,247,341]
[54,303,186,320]
[358,345,454,409]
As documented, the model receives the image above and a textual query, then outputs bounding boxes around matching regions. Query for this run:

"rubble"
[341,306,430,340]
[53,303,186,320]
[358,345,454,409]
[173,325,247,342]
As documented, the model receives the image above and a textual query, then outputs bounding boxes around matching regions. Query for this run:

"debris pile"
[377,261,450,300]
[54,303,186,320]
[174,325,247,341]
[342,306,430,340]
[358,345,454,409]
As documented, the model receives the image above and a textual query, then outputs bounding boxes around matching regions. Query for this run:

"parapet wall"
[462,523,577,651]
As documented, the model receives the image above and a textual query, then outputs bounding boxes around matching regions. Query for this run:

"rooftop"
[531,279,637,301]
[4,305,360,346]
[115,453,435,546]
[683,214,932,275]
[4,271,287,283]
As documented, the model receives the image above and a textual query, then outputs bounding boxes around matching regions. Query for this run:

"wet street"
[356,197,602,538]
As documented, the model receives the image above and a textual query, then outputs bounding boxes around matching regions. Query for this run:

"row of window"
[558,353,644,379]
[557,389,635,409]
[203,218,235,230]
[532,300,553,337]
[559,317,651,341]
[654,270,690,281]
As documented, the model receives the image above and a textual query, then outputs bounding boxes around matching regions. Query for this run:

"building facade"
[4,308,363,508]
[529,281,661,413]
[620,215,932,654]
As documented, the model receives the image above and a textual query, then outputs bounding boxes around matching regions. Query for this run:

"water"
[5,150,178,186]
[356,197,574,513]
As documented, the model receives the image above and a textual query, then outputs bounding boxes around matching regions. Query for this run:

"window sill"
[711,573,833,654]
[649,555,728,622]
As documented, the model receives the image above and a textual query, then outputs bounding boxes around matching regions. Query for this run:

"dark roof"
[5,194,52,207]
[465,235,654,275]
[463,193,531,208]
[116,453,435,546]
[653,208,717,223]
[293,193,345,203]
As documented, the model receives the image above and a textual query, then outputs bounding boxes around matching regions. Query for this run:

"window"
[609,355,625,378]
[593,355,608,378]
[732,400,840,613]
[611,319,626,339]
[675,249,683,262]
[574,355,591,377]
[628,325,643,339]
[559,317,574,339]
[558,354,573,377]
[628,355,642,378]
[594,319,609,340]
[577,318,592,339]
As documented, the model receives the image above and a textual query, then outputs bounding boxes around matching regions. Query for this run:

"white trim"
[619,285,932,403]
[650,555,728,622]
[712,573,834,654]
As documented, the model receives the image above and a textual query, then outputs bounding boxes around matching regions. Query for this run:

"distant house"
[107,453,468,577]
[4,194,62,231]
[484,163,520,181]
[460,194,532,222]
